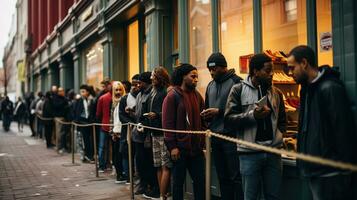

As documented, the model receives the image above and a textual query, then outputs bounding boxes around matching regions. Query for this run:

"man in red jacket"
[162,63,205,200]
[96,81,112,172]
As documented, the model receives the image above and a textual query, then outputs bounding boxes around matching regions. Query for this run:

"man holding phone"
[225,53,287,200]
[202,52,243,200]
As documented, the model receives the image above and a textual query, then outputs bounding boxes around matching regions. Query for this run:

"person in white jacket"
[110,81,126,184]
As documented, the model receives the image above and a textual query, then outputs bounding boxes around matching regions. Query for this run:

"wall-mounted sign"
[81,6,93,22]
[320,32,332,52]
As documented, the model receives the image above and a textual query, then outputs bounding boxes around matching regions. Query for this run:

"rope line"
[35,114,357,171]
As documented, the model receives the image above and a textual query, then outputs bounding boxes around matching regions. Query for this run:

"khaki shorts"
[152,136,172,168]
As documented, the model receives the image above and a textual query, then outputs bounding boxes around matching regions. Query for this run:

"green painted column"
[306,0,317,59]
[144,0,172,70]
[100,30,113,79]
[178,0,189,63]
[47,67,55,89]
[211,0,220,53]
[30,66,35,92]
[253,0,263,53]
[59,58,74,90]
[72,49,81,93]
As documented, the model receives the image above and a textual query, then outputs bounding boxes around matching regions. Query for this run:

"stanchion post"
[92,124,99,178]
[205,131,212,200]
[54,119,58,150]
[127,124,134,200]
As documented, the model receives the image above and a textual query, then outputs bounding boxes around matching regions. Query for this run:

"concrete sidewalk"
[0,121,135,200]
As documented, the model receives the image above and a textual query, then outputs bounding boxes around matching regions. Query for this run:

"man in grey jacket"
[202,52,243,200]
[225,53,287,200]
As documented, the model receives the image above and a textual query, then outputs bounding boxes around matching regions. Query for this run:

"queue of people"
[3,45,357,200]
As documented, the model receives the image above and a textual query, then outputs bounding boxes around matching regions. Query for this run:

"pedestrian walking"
[287,45,357,200]
[162,64,206,200]
[13,97,27,132]
[225,53,287,200]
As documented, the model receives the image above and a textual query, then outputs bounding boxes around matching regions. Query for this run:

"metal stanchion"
[127,124,134,200]
[205,131,212,200]
[63,124,80,167]
[54,120,58,150]
[92,124,99,178]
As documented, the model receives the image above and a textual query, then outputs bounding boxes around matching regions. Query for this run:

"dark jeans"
[112,139,123,176]
[212,140,243,200]
[98,130,110,170]
[308,174,355,200]
[239,153,282,200]
[135,142,157,187]
[29,114,36,136]
[172,151,205,200]
[2,114,12,131]
[59,124,71,150]
[79,126,93,159]
[44,122,53,147]
[37,118,43,138]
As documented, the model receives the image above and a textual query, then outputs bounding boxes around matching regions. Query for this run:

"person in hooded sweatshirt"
[287,45,357,200]
[225,53,287,200]
[202,53,243,200]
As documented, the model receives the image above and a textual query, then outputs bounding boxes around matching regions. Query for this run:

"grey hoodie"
[224,77,287,152]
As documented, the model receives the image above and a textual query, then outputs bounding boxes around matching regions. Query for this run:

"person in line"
[143,67,171,200]
[110,81,126,183]
[163,64,206,200]
[287,45,357,200]
[43,92,55,148]
[35,93,45,138]
[13,97,27,133]
[1,96,14,132]
[119,75,140,185]
[52,87,69,151]
[30,92,43,137]
[96,80,113,172]
[203,53,243,200]
[225,53,287,200]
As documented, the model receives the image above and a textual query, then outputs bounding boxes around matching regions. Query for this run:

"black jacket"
[51,94,68,118]
[119,94,136,142]
[73,98,95,123]
[205,69,242,136]
[143,87,167,136]
[297,66,357,177]
[42,98,54,125]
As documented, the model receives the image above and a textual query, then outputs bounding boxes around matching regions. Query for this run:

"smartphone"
[256,96,267,107]
[143,113,150,117]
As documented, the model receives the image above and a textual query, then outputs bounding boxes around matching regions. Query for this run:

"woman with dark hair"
[14,97,27,132]
[142,66,171,199]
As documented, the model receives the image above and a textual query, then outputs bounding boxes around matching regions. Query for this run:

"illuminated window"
[189,0,212,95]
[262,0,307,53]
[316,0,333,66]
[220,0,254,78]
[85,41,103,89]
[128,20,140,79]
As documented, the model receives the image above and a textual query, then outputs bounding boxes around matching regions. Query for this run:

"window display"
[128,20,140,80]
[85,41,103,89]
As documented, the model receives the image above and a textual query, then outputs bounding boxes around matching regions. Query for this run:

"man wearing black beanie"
[202,52,243,200]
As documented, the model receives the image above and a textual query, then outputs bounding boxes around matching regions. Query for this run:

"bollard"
[205,131,212,200]
[127,125,134,200]
[92,125,99,178]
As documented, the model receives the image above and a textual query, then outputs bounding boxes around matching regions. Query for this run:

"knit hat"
[207,52,227,68]
[138,72,152,84]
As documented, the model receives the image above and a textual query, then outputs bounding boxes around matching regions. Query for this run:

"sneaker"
[115,176,127,184]
[142,188,160,199]
[58,149,65,154]
[98,169,105,173]
[125,179,130,185]
[134,185,146,195]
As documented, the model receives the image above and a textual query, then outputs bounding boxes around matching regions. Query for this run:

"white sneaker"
[98,169,105,173]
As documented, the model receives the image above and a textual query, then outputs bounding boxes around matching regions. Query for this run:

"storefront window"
[262,0,307,54]
[85,41,103,89]
[128,20,140,80]
[317,0,333,66]
[189,0,212,95]
[220,0,254,78]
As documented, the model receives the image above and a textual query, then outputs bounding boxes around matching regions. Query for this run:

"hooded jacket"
[297,66,357,177]
[205,69,242,136]
[224,77,286,152]
[96,92,112,132]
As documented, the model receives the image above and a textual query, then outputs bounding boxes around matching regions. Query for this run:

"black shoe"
[134,185,146,195]
[115,175,127,184]
[142,188,160,199]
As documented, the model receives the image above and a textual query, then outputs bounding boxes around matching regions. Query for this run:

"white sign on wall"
[320,32,332,52]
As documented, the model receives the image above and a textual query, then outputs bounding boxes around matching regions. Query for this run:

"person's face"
[58,88,65,97]
[100,84,106,92]
[183,70,198,90]
[151,72,159,87]
[208,65,226,80]
[51,86,58,94]
[131,79,140,94]
[106,84,112,92]
[80,89,89,98]
[287,55,308,84]
[138,81,148,91]
[114,85,125,97]
[253,61,273,87]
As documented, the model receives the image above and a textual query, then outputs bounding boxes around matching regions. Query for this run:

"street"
[0,122,134,200]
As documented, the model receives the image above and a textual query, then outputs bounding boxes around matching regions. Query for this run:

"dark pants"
[308,174,356,200]
[135,142,157,187]
[212,140,243,200]
[59,124,71,151]
[44,122,53,147]
[2,114,12,131]
[37,118,43,138]
[98,130,110,170]
[29,114,36,136]
[172,151,205,200]
[112,139,123,176]
[80,126,93,160]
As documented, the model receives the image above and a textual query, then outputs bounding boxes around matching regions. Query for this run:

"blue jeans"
[239,153,282,200]
[98,130,110,170]
[212,140,243,200]
[172,151,205,200]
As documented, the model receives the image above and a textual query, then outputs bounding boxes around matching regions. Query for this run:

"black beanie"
[207,52,227,68]
[139,72,152,84]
